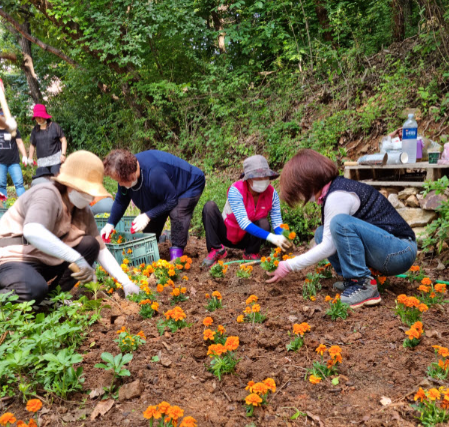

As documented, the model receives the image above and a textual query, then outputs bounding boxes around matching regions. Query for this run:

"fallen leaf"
[90,399,114,420]
[426,329,442,339]
[380,396,392,406]
[305,411,324,427]
[189,286,197,297]
[89,387,105,399]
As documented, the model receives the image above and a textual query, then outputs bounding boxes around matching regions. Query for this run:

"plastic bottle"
[402,113,418,163]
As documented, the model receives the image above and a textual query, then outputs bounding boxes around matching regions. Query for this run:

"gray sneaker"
[333,279,357,291]
[340,277,381,309]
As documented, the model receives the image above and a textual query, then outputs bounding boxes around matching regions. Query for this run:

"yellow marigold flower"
[246,295,258,305]
[244,306,251,314]
[217,325,226,335]
[245,380,255,391]
[316,344,327,356]
[251,382,269,395]
[123,259,130,264]
[263,378,276,393]
[0,413,16,425]
[225,336,239,351]
[245,393,263,406]
[252,304,261,313]
[127,248,132,254]
[427,388,441,401]
[172,288,180,297]
[203,329,215,341]
[237,315,244,323]
[310,296,316,301]
[212,291,222,300]
[325,295,332,302]
[151,302,159,311]
[309,375,321,384]
[168,269,176,277]
[181,287,187,294]
[203,317,213,327]
[410,265,420,272]
[182,276,188,281]
[157,284,164,293]
[143,406,161,420]
[414,388,426,402]
[179,416,198,427]
[261,257,267,262]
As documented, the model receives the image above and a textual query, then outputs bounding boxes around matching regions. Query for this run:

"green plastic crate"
[0,208,7,219]
[95,216,135,233]
[106,232,159,266]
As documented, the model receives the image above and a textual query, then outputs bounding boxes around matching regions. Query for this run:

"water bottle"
[402,113,418,163]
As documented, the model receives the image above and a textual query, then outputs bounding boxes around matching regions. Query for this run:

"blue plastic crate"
[106,231,159,266]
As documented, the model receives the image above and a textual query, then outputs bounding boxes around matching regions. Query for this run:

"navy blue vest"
[321,177,415,241]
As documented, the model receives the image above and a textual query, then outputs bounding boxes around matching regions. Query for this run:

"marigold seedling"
[325,294,351,320]
[244,378,276,417]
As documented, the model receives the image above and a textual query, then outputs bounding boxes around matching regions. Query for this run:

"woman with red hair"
[267,149,417,309]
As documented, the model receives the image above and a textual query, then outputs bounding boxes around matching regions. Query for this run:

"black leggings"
[202,201,270,255]
[0,235,100,304]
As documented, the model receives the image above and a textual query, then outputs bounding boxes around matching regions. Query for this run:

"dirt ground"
[4,237,449,426]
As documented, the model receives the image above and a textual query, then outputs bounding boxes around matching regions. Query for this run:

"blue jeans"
[315,214,417,279]
[0,163,25,198]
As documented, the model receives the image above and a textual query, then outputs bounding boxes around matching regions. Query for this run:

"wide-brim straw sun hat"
[53,150,112,198]
[240,155,279,180]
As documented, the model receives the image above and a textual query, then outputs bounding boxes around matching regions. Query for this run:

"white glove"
[5,117,17,132]
[122,280,141,297]
[28,158,34,166]
[71,257,97,284]
[22,155,28,166]
[266,233,293,251]
[131,213,150,233]
[101,223,115,241]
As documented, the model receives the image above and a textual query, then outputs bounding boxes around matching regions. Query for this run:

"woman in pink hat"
[27,104,67,176]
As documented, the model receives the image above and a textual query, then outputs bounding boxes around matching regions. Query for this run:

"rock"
[405,195,420,207]
[160,356,172,367]
[397,208,437,227]
[288,315,299,323]
[113,315,126,328]
[118,380,144,401]
[419,190,448,211]
[388,194,405,208]
[192,347,206,360]
[412,227,427,244]
[257,337,282,349]
[398,188,418,200]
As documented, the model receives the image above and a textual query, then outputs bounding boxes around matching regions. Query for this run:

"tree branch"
[0,9,78,66]
[0,52,18,62]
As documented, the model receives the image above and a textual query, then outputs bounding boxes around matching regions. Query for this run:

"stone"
[412,227,427,245]
[419,190,448,211]
[397,208,437,227]
[405,195,420,207]
[398,188,418,200]
[160,356,172,367]
[113,316,126,328]
[388,194,405,209]
[118,380,144,401]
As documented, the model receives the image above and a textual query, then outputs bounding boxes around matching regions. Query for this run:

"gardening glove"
[101,223,115,242]
[27,158,34,166]
[22,155,28,166]
[131,213,150,234]
[5,117,17,132]
[71,257,97,284]
[122,280,140,297]
[266,233,292,251]
[266,261,291,284]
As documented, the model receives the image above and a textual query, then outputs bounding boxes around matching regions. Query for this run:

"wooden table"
[343,162,449,187]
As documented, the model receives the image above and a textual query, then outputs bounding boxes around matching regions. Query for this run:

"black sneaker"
[340,277,381,309]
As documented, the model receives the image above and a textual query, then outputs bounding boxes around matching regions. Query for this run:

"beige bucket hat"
[53,150,112,198]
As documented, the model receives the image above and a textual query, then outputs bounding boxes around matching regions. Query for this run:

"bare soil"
[4,238,449,426]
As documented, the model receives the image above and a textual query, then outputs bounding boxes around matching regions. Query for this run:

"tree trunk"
[314,0,333,43]
[18,20,43,103]
[211,5,228,53]
[392,0,406,42]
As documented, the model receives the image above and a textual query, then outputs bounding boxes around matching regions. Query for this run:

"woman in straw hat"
[201,155,291,268]
[0,150,140,303]
[27,104,67,176]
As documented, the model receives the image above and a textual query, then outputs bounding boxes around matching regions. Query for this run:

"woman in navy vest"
[201,155,291,267]
[267,149,417,309]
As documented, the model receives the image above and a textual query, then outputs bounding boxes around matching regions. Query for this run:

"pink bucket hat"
[32,104,52,120]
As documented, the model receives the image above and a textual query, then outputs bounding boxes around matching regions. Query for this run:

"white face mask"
[68,190,94,209]
[250,179,270,193]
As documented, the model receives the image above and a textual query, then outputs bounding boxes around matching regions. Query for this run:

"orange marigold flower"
[176,264,183,270]
[157,402,171,415]
[0,413,16,426]
[182,276,188,281]
[184,263,191,270]
[288,232,296,240]
[405,296,420,308]
[237,315,244,323]
[166,405,184,421]
[212,291,222,300]
[17,421,27,427]
[245,393,263,406]
[427,388,441,401]
[412,321,423,334]
[28,420,37,427]
[414,387,426,402]
[217,325,226,335]
[207,343,227,357]
[26,399,42,413]
[205,293,210,299]
[274,260,279,267]
[170,306,186,321]
[280,224,290,230]
[316,344,327,356]
[309,375,322,384]
[310,295,316,301]
[251,304,261,313]
[245,380,255,391]
[181,287,187,294]
[218,260,224,266]
[179,416,198,427]
[263,378,276,393]
[421,277,432,286]
[293,322,311,336]
[246,295,258,305]
[261,257,267,262]
[418,303,428,313]
[137,331,146,340]
[157,284,164,293]
[143,406,162,420]
[328,345,342,358]
[167,279,175,287]
[251,382,269,395]
[405,328,420,340]
[378,276,387,285]
[418,285,430,293]
[435,283,446,293]
[244,306,251,314]
[203,317,213,327]
[151,302,159,311]
[116,326,126,334]
[203,329,215,341]
[180,255,188,263]
[325,295,332,302]
[168,269,176,277]
[172,288,180,297]
[225,336,239,351]
[410,265,420,272]
[396,294,408,305]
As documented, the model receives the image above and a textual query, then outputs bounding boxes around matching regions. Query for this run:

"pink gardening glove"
[266,261,291,283]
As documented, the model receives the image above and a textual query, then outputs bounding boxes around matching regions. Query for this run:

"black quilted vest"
[321,177,415,241]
